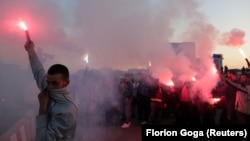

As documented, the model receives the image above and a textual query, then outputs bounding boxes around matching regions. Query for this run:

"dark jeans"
[148,101,163,124]
[236,111,250,124]
[225,101,237,124]
[176,101,200,125]
[121,97,133,123]
[137,96,151,122]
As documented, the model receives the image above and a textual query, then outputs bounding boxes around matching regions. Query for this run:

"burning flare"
[238,48,250,68]
[211,66,217,74]
[210,97,221,105]
[148,61,151,67]
[165,80,174,87]
[19,21,28,31]
[18,21,31,41]
[83,54,89,64]
[239,48,247,59]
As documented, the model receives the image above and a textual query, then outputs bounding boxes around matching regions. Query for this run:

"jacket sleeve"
[225,78,247,94]
[29,54,47,90]
[35,112,76,141]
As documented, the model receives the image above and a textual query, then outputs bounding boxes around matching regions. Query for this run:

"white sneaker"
[121,122,131,128]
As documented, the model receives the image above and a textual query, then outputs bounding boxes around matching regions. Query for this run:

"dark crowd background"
[1,63,250,135]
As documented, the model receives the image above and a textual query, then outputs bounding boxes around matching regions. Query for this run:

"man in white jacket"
[224,73,250,124]
[234,74,250,124]
[24,41,78,141]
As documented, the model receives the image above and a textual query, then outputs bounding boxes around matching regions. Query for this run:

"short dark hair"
[47,64,69,79]
[228,70,237,76]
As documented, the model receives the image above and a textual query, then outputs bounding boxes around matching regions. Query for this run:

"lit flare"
[238,48,250,68]
[18,21,31,41]
[239,48,247,59]
[166,80,174,87]
[19,21,28,31]
[83,54,88,64]
[148,61,151,67]
[210,97,221,105]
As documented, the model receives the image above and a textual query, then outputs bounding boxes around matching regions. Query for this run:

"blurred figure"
[235,74,250,124]
[137,75,153,125]
[224,70,239,124]
[119,74,133,128]
[211,77,227,125]
[131,78,139,120]
[104,78,120,126]
[24,41,78,141]
[176,81,195,125]
[223,74,250,125]
[148,80,165,125]
[224,73,250,124]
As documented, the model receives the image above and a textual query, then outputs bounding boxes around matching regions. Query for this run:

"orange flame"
[19,21,28,31]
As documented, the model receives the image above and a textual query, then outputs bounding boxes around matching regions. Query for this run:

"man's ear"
[63,79,70,87]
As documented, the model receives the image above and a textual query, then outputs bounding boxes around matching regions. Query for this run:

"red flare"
[19,21,31,41]
[166,80,174,87]
[210,97,221,105]
[19,21,28,31]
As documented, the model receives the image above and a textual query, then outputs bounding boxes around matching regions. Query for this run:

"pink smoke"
[219,28,245,47]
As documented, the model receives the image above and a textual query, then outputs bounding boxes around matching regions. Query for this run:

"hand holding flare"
[19,21,31,42]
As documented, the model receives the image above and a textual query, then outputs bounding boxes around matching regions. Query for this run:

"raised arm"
[24,41,47,90]
[224,78,248,94]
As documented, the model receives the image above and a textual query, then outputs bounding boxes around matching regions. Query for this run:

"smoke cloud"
[0,0,226,139]
[218,28,246,47]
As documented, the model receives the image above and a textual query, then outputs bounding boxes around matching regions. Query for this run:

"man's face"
[240,75,248,84]
[227,72,237,80]
[46,74,69,89]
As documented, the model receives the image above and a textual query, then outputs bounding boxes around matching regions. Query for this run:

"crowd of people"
[21,40,250,141]
[72,66,250,129]
[72,70,172,128]
[215,70,250,124]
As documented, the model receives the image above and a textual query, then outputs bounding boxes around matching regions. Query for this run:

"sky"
[1,0,250,134]
[197,0,250,69]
